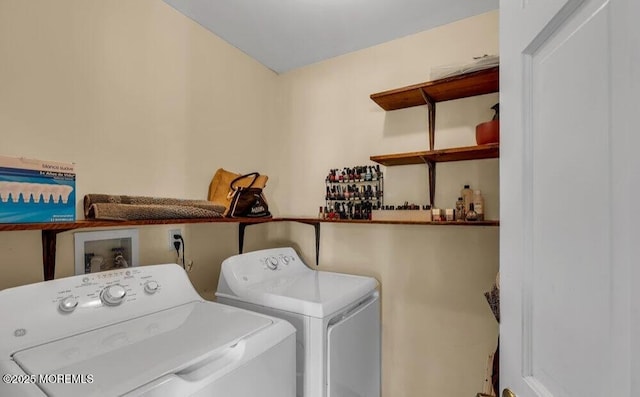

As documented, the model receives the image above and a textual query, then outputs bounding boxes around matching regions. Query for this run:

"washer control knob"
[144,280,159,294]
[58,296,78,313]
[267,256,279,270]
[281,255,290,265]
[101,285,126,306]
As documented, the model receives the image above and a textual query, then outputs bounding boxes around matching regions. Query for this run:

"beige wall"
[0,0,280,290]
[275,11,500,396]
[0,3,499,396]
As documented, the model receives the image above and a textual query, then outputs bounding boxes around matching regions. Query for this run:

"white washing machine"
[216,247,381,397]
[0,263,295,397]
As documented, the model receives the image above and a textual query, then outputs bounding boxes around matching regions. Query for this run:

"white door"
[500,0,639,396]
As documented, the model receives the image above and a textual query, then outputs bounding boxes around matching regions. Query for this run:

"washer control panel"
[219,247,309,291]
[260,253,297,271]
[0,263,201,355]
[50,267,164,314]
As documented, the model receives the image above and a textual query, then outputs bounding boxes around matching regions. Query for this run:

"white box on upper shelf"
[0,155,76,223]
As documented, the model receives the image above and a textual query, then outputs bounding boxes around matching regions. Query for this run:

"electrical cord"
[173,240,182,268]
[178,235,185,269]
[173,234,186,269]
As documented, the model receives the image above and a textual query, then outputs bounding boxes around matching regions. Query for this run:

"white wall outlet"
[168,229,182,250]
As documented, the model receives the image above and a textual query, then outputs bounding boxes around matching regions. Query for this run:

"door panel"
[626,2,640,394]
[524,2,611,395]
[500,0,636,395]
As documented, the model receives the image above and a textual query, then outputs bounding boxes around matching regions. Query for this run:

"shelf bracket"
[427,160,436,208]
[238,222,255,254]
[239,220,321,266]
[292,220,321,266]
[419,87,437,207]
[419,88,436,151]
[42,229,71,281]
[420,157,437,208]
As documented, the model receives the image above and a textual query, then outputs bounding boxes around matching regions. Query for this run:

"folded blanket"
[84,194,225,221]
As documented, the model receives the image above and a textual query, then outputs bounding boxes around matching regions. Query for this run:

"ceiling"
[162,0,498,74]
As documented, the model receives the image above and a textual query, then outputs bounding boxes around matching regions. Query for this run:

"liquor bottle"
[465,203,478,221]
[473,190,484,221]
[455,197,465,221]
[461,184,473,213]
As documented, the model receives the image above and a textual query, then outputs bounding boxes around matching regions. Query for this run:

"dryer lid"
[219,270,378,318]
[12,301,272,397]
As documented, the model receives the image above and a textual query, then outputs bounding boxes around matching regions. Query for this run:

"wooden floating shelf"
[0,217,272,232]
[282,217,499,226]
[370,143,499,166]
[1,216,498,281]
[0,216,498,232]
[370,67,499,111]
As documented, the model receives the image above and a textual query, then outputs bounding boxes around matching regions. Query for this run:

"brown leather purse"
[208,169,270,217]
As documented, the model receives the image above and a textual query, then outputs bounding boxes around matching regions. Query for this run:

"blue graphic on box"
[0,167,75,223]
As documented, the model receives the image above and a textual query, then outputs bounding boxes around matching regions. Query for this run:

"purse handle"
[230,172,260,190]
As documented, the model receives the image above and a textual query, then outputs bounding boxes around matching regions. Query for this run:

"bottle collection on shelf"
[458,184,485,221]
[320,164,487,222]
[321,165,384,220]
[429,185,484,222]
[326,165,382,183]
[319,202,378,221]
[325,185,382,201]
[370,185,485,222]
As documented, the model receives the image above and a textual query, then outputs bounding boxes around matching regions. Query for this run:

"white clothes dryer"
[216,247,381,397]
[0,263,295,397]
